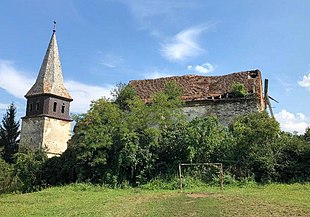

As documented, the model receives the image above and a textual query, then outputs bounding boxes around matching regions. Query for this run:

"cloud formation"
[100,54,123,69]
[65,81,112,113]
[187,62,214,74]
[0,60,112,114]
[161,26,207,61]
[0,103,9,110]
[0,60,34,99]
[144,69,174,79]
[298,73,310,90]
[275,109,309,134]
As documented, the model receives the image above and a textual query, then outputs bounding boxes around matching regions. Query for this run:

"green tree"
[13,147,46,193]
[185,117,233,163]
[304,127,310,144]
[0,158,18,194]
[0,103,20,163]
[54,81,185,186]
[111,83,137,111]
[229,111,280,182]
[69,98,122,183]
[276,132,310,182]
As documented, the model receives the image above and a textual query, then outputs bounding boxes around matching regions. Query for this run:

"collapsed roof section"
[129,69,264,106]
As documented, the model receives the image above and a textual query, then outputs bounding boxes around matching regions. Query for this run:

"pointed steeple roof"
[25,30,73,101]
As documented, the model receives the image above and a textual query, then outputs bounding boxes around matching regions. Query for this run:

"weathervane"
[53,21,56,32]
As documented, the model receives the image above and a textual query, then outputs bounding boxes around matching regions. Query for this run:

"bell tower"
[20,23,73,157]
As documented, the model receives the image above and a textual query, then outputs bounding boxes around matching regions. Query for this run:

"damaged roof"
[129,70,263,103]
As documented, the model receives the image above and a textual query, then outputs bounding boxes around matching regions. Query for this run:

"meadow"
[1,183,309,217]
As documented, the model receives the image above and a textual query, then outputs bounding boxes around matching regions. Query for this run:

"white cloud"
[144,71,174,79]
[143,67,175,79]
[298,73,310,90]
[0,60,113,114]
[100,54,123,68]
[161,26,208,61]
[65,81,112,113]
[275,109,309,134]
[0,60,34,98]
[187,62,214,74]
[0,103,8,110]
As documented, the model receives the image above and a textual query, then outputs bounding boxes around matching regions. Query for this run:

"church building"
[20,26,73,157]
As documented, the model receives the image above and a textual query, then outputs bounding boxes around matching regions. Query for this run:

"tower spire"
[25,27,72,100]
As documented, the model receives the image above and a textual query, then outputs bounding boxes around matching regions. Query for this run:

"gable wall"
[183,96,261,126]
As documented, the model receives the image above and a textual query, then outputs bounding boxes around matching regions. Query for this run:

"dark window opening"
[53,102,57,112]
[61,104,65,113]
[249,71,258,78]
[29,103,33,111]
[36,102,40,110]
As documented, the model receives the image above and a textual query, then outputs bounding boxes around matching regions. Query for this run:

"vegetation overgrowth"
[0,82,310,194]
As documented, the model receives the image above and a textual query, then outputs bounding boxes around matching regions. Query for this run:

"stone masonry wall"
[42,117,71,158]
[20,116,45,150]
[20,116,71,157]
[183,96,261,126]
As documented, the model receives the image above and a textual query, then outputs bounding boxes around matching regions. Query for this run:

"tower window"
[61,104,65,113]
[29,103,33,111]
[36,102,40,110]
[53,102,57,112]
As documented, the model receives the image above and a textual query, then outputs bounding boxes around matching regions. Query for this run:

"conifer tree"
[0,103,20,163]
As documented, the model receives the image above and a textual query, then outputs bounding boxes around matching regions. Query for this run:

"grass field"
[0,183,309,216]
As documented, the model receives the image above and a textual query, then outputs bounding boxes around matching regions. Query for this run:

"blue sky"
[0,0,310,134]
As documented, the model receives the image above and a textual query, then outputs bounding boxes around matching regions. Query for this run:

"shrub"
[0,158,19,194]
[231,82,248,97]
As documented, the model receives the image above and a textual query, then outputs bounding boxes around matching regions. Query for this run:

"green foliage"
[51,81,185,187]
[111,83,137,111]
[6,80,307,192]
[276,132,310,182]
[229,111,280,182]
[13,148,47,193]
[231,82,248,97]
[0,158,19,194]
[0,103,20,163]
[185,117,233,163]
[304,127,310,144]
[69,98,122,183]
[163,80,182,100]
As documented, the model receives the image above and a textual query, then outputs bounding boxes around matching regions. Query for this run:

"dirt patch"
[186,193,209,198]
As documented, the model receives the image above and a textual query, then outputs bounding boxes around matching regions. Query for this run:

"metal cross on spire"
[53,21,56,32]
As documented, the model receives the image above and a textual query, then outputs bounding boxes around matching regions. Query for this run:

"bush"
[13,149,46,193]
[0,158,19,194]
[229,111,280,182]
[231,82,248,97]
[276,132,310,183]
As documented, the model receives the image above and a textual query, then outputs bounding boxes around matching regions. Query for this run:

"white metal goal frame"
[178,163,224,191]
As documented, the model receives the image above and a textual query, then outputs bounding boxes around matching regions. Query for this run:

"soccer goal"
[178,163,223,191]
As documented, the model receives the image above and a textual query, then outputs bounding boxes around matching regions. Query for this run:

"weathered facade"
[129,70,264,126]
[20,29,72,157]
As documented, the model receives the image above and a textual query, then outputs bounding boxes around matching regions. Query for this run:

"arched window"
[53,102,57,112]
[36,101,40,110]
[61,104,65,113]
[29,103,33,112]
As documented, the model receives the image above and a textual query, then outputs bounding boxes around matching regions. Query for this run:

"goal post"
[178,163,223,191]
